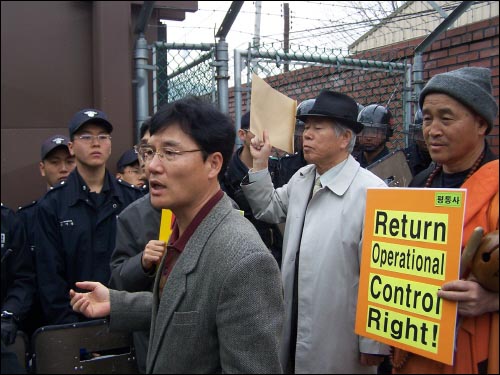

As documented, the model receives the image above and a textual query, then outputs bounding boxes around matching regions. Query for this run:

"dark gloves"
[1,317,18,345]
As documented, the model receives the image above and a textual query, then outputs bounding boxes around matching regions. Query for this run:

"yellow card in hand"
[159,209,174,242]
[157,209,174,272]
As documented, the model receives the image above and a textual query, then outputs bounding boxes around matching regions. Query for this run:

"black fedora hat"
[296,90,364,134]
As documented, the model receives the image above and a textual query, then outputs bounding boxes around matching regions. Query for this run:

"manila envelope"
[249,74,297,154]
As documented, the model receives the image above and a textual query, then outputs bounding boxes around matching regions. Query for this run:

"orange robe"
[393,160,499,374]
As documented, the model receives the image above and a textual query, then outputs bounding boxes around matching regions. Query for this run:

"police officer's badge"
[84,111,98,118]
[52,137,65,145]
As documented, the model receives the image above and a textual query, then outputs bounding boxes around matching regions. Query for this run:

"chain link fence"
[151,42,418,151]
[152,43,218,113]
[233,43,415,152]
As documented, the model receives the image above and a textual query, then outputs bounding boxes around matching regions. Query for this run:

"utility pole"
[133,1,155,143]
[252,1,262,76]
[283,3,289,72]
[253,1,262,48]
[215,1,244,114]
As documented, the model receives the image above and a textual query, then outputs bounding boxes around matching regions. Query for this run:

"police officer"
[1,204,35,346]
[18,135,75,248]
[115,148,147,190]
[354,104,394,168]
[18,135,76,253]
[34,109,144,325]
[404,109,433,176]
[17,135,76,335]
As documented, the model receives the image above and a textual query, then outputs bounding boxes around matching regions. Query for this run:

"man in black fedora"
[242,90,390,373]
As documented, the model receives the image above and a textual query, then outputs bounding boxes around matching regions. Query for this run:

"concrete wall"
[1,1,197,209]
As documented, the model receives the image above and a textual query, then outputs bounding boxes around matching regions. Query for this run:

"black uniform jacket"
[34,168,144,324]
[1,204,35,321]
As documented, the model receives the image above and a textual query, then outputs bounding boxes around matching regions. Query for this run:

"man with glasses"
[70,97,284,373]
[108,119,159,373]
[116,148,147,190]
[34,108,144,325]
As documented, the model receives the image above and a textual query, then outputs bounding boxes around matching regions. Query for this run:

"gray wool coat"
[108,194,285,374]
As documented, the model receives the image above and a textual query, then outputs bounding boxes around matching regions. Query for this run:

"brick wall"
[416,16,499,155]
[229,16,499,156]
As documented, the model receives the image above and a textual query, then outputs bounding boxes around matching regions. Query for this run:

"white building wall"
[351,1,499,52]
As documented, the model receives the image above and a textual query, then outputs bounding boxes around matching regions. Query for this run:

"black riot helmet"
[409,109,424,142]
[357,102,365,114]
[294,99,315,153]
[357,104,394,139]
[295,99,316,129]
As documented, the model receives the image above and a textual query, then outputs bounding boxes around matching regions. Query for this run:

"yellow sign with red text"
[355,188,466,365]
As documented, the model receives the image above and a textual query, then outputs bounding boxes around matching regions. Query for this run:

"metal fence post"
[404,64,413,148]
[234,49,243,147]
[134,34,149,143]
[215,40,229,114]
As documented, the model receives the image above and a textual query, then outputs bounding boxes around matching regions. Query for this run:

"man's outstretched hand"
[69,281,111,318]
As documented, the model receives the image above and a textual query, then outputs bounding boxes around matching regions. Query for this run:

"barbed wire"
[164,1,493,49]
[160,1,495,80]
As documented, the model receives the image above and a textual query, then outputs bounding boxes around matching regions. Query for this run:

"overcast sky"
[160,1,400,52]
[158,2,404,86]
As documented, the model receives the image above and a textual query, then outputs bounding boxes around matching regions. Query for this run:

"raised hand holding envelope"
[249,74,297,154]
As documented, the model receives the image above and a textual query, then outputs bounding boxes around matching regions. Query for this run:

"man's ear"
[116,173,123,180]
[39,161,46,177]
[341,129,353,150]
[237,129,247,142]
[206,152,223,179]
[68,142,75,156]
[476,115,488,136]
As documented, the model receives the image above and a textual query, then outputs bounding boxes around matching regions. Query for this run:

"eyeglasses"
[77,134,112,143]
[136,146,202,163]
[125,169,141,175]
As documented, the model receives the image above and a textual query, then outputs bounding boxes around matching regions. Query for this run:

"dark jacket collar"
[67,168,124,206]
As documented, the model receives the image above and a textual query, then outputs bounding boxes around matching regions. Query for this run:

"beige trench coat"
[242,155,390,374]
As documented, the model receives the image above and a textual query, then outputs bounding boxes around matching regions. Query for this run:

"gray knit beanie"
[419,67,498,134]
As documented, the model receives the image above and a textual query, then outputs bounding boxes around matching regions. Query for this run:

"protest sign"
[355,188,466,365]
